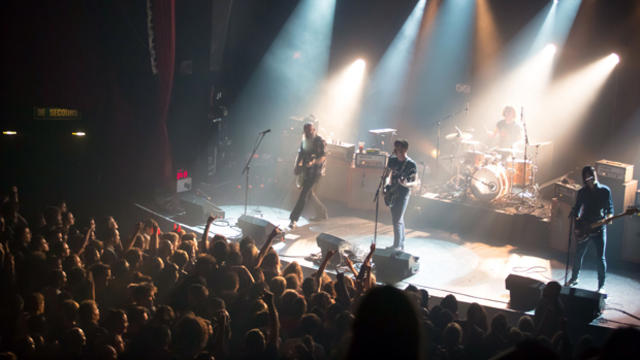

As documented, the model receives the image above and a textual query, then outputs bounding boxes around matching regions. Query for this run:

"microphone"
[465,103,469,114]
[259,129,271,135]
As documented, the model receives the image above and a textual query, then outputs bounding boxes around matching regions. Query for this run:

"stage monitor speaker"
[560,286,606,324]
[316,233,351,266]
[236,215,282,246]
[373,247,419,283]
[178,192,225,226]
[505,274,545,311]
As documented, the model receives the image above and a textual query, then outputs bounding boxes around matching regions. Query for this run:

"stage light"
[606,53,620,66]
[72,131,86,136]
[2,130,17,135]
[543,43,557,56]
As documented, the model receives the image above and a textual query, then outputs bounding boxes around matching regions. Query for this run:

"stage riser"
[409,196,550,250]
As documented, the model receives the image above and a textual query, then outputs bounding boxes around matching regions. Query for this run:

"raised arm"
[315,249,336,293]
[344,257,359,278]
[150,222,160,254]
[78,219,96,255]
[254,227,282,269]
[125,222,144,251]
[200,215,216,252]
[356,243,376,288]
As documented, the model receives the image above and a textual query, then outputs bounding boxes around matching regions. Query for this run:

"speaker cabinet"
[505,274,545,311]
[622,216,640,264]
[560,286,606,324]
[317,157,351,203]
[347,167,385,210]
[550,198,573,253]
[373,247,419,283]
[178,192,225,226]
[316,233,351,267]
[236,215,282,246]
[598,179,637,263]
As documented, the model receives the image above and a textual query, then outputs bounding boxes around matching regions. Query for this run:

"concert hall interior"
[3,0,640,359]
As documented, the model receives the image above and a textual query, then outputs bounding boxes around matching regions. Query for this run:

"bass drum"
[470,164,510,202]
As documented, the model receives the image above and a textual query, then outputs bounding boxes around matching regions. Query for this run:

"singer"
[488,105,523,149]
[384,139,419,250]
[288,122,328,228]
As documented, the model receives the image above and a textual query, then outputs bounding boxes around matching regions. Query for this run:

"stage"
[139,197,640,331]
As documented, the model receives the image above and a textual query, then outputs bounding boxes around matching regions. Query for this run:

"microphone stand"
[564,213,575,285]
[521,106,529,188]
[373,165,391,246]
[241,131,268,215]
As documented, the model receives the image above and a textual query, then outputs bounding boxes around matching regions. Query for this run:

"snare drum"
[470,164,511,202]
[507,159,534,187]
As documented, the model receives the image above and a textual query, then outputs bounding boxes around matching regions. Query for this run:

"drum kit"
[440,128,551,206]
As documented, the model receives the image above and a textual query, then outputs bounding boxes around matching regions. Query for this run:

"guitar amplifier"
[595,159,633,182]
[326,142,355,162]
[355,153,387,168]
[550,198,573,252]
[553,182,581,205]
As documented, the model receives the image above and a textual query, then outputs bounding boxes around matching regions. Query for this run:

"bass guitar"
[574,207,639,243]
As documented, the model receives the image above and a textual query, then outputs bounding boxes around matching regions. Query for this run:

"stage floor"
[173,203,640,329]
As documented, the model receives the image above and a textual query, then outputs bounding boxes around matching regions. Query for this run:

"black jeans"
[571,227,607,287]
[289,175,327,222]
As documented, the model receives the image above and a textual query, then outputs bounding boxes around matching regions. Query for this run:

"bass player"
[565,165,613,292]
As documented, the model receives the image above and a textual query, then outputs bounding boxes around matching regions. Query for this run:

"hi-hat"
[445,132,473,141]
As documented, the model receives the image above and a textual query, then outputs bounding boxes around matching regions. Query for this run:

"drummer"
[489,106,523,149]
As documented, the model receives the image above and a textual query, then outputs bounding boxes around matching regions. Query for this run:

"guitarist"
[565,166,613,292]
[385,139,419,250]
[288,122,328,228]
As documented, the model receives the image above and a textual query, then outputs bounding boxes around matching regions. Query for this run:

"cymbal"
[445,132,472,141]
[461,140,481,146]
[368,128,397,135]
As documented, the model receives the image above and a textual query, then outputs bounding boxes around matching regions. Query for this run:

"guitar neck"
[591,212,629,229]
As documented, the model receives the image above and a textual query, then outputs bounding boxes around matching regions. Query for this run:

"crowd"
[0,185,638,360]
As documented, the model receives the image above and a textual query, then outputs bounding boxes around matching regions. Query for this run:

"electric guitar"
[294,154,324,188]
[384,176,405,207]
[574,207,639,243]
